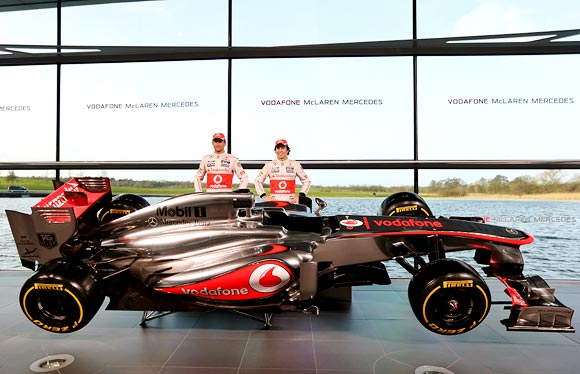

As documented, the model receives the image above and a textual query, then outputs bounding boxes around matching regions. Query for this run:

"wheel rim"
[35,291,76,322]
[429,288,474,324]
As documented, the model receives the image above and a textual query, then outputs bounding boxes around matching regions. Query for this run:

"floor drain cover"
[415,365,455,374]
[29,354,75,373]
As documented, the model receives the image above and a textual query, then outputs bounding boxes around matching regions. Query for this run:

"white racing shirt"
[194,153,248,192]
[254,159,311,201]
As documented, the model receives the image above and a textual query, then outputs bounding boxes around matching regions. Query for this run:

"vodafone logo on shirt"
[271,179,296,194]
[207,173,233,189]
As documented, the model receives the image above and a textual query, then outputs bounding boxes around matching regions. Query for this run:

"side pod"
[498,275,575,332]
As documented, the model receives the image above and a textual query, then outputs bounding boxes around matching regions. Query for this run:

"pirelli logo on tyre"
[395,205,417,213]
[443,280,473,288]
[34,283,64,291]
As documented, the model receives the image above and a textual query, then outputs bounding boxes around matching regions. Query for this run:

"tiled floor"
[0,270,578,374]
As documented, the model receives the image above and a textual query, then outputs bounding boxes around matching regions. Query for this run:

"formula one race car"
[6,177,575,335]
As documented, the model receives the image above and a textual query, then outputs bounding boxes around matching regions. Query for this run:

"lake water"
[1,196,579,279]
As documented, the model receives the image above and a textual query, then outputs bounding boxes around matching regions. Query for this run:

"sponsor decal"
[110,208,131,215]
[37,233,57,249]
[271,179,295,194]
[505,228,519,235]
[340,218,364,230]
[258,244,289,256]
[207,173,233,189]
[443,280,473,288]
[249,263,292,293]
[156,205,193,217]
[34,283,64,291]
[395,205,417,213]
[159,219,210,227]
[157,260,293,300]
[372,218,443,228]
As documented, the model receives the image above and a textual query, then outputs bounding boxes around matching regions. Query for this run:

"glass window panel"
[61,170,196,185]
[418,0,580,38]
[232,57,415,173]
[233,0,411,46]
[60,60,228,178]
[418,55,580,160]
[304,170,415,190]
[0,66,56,163]
[0,4,56,45]
[419,169,580,192]
[62,0,227,46]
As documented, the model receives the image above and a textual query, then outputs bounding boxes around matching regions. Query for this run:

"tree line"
[4,170,580,197]
[424,170,580,197]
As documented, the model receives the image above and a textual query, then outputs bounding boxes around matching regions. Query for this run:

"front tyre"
[19,259,104,333]
[379,192,433,217]
[408,259,491,335]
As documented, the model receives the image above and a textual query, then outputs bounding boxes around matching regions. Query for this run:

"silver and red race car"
[6,177,574,334]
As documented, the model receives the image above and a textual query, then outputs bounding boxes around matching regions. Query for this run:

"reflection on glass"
[232,57,414,162]
[61,0,227,46]
[0,5,55,45]
[0,66,56,163]
[60,60,228,163]
[418,55,580,160]
[417,0,580,38]
[233,0,411,46]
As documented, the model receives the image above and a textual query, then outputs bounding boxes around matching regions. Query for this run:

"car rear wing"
[6,177,112,270]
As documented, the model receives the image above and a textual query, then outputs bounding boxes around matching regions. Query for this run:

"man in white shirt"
[194,133,248,192]
[254,139,311,202]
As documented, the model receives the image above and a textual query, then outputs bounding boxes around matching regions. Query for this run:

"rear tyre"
[408,259,491,335]
[19,258,104,333]
[379,192,433,217]
[97,193,150,223]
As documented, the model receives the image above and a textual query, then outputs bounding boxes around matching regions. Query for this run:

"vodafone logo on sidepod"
[158,260,294,300]
[249,263,292,293]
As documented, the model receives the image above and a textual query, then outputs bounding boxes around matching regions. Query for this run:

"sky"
[1,0,579,187]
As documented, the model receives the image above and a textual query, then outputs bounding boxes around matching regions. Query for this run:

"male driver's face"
[213,139,226,153]
[275,144,288,160]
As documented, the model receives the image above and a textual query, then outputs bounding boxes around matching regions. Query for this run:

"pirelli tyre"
[408,258,491,335]
[379,192,433,217]
[19,258,104,333]
[97,193,150,223]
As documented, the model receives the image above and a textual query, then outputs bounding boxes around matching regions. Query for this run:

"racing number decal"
[22,283,84,333]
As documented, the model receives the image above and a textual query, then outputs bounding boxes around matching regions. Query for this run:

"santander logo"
[249,263,292,293]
